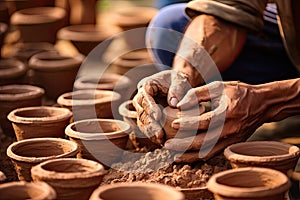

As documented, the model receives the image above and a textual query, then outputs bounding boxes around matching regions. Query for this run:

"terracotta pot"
[57,24,120,55]
[288,170,300,194]
[10,6,66,43]
[0,58,27,85]
[6,137,79,181]
[28,51,84,99]
[32,158,106,200]
[7,0,55,13]
[118,100,160,150]
[179,187,213,200]
[0,84,44,136]
[0,171,6,182]
[161,106,205,140]
[57,89,121,121]
[89,182,184,200]
[0,181,56,200]
[65,119,130,167]
[224,141,300,173]
[207,167,291,200]
[7,106,73,141]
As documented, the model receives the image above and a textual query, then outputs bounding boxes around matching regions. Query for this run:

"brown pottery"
[32,158,106,200]
[7,106,72,141]
[57,24,120,55]
[0,22,8,57]
[0,84,44,136]
[224,141,300,173]
[57,89,121,121]
[89,182,184,200]
[29,51,84,99]
[7,0,55,13]
[179,187,213,200]
[0,181,56,200]
[65,118,130,167]
[0,58,27,85]
[6,137,79,181]
[207,167,291,200]
[10,6,66,43]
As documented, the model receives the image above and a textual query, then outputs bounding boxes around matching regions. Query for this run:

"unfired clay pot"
[207,167,291,200]
[224,141,300,173]
[0,181,56,200]
[57,89,121,121]
[0,84,44,136]
[32,158,106,200]
[0,58,27,85]
[0,171,6,182]
[6,137,79,181]
[29,51,84,99]
[89,182,184,200]
[65,119,130,167]
[57,24,120,55]
[10,6,66,43]
[118,100,160,150]
[7,106,72,141]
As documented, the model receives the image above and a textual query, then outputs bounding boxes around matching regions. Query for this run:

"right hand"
[132,70,192,145]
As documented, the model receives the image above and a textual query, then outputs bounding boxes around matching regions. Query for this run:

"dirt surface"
[102,149,231,189]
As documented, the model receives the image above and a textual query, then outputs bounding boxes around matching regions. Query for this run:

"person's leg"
[146,3,190,70]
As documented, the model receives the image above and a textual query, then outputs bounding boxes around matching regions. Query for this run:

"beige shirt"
[185,0,300,72]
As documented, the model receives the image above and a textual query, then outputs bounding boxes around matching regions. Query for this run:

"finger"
[168,71,191,107]
[173,151,201,163]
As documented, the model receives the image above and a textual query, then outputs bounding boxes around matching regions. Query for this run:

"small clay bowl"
[7,106,73,141]
[65,118,130,167]
[0,181,56,200]
[0,171,6,183]
[207,167,291,200]
[224,141,300,173]
[29,51,84,99]
[10,6,66,43]
[0,84,44,136]
[57,89,121,120]
[57,24,120,55]
[32,158,106,200]
[0,59,27,85]
[89,182,184,200]
[6,137,79,181]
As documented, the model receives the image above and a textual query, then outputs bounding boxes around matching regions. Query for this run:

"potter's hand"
[165,81,270,159]
[132,70,192,145]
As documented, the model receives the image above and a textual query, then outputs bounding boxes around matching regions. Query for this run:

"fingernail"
[170,97,178,107]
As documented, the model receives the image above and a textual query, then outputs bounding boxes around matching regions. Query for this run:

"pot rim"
[90,182,184,200]
[74,73,131,91]
[0,181,56,199]
[0,84,45,101]
[113,50,152,68]
[6,138,79,163]
[118,100,137,119]
[57,89,121,107]
[207,167,291,198]
[29,52,84,71]
[65,118,131,140]
[7,106,72,124]
[224,141,300,163]
[11,7,66,25]
[57,24,121,42]
[31,158,106,180]
[0,59,27,78]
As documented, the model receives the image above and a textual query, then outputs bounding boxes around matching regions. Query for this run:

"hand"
[165,81,269,159]
[132,70,192,145]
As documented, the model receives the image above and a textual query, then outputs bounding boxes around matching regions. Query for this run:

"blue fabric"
[146,3,299,84]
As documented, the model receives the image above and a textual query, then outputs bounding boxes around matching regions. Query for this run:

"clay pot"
[89,182,184,200]
[0,171,6,182]
[7,106,73,141]
[0,59,27,85]
[0,181,56,200]
[10,6,66,43]
[57,89,121,121]
[179,187,213,200]
[65,119,130,167]
[207,167,291,200]
[118,100,160,150]
[7,0,55,13]
[28,51,84,99]
[6,137,79,181]
[161,106,205,140]
[0,84,44,136]
[224,141,300,173]
[57,24,120,55]
[32,158,106,200]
